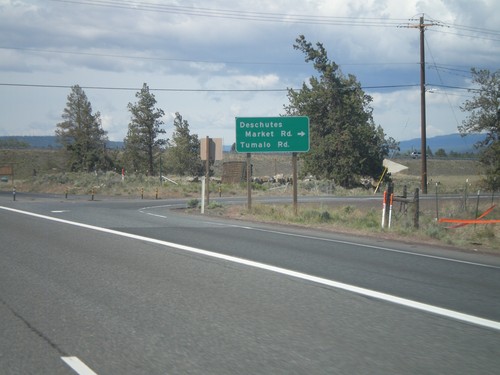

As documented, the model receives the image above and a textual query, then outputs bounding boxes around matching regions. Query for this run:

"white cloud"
[0,0,497,143]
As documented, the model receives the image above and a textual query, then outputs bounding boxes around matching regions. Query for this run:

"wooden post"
[292,152,298,215]
[205,136,210,207]
[435,182,440,220]
[414,188,420,229]
[400,185,408,213]
[246,153,252,210]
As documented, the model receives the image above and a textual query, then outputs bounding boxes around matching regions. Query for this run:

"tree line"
[54,36,499,189]
[55,83,203,177]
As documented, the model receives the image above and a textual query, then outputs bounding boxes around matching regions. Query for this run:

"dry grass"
[2,150,498,253]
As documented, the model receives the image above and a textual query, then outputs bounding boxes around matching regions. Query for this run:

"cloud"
[0,0,497,143]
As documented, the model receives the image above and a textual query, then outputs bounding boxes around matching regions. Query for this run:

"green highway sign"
[235,116,310,153]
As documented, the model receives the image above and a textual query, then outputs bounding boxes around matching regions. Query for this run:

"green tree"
[434,148,447,158]
[0,138,30,149]
[164,113,202,176]
[459,68,499,190]
[124,83,166,175]
[426,146,433,157]
[284,35,388,187]
[386,136,400,157]
[55,85,108,172]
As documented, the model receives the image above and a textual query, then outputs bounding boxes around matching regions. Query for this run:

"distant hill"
[398,133,485,154]
[225,133,487,154]
[0,133,486,153]
[0,136,123,149]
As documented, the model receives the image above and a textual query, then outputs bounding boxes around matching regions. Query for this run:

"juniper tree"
[164,112,202,176]
[459,68,500,190]
[284,35,389,188]
[124,83,166,175]
[55,85,108,172]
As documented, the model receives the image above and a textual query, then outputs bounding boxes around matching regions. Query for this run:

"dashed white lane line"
[2,205,500,332]
[145,212,168,219]
[62,356,98,375]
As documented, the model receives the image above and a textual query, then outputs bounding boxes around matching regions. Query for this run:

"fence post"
[475,190,480,229]
[435,182,439,221]
[400,185,408,213]
[413,188,420,229]
[463,179,469,211]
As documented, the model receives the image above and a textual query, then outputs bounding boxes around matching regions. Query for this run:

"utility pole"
[407,15,439,194]
[419,16,428,194]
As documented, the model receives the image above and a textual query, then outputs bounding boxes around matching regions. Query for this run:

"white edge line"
[204,220,500,269]
[2,205,500,332]
[61,356,98,375]
[140,204,497,269]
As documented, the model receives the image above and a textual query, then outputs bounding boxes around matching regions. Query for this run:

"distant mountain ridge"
[0,135,124,149]
[0,133,487,153]
[398,133,485,154]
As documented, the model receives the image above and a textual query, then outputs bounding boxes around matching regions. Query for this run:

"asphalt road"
[1,193,499,374]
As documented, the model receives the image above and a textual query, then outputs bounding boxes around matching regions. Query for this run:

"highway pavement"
[1,193,499,374]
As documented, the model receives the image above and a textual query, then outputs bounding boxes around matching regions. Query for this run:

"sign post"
[200,137,223,213]
[235,117,310,214]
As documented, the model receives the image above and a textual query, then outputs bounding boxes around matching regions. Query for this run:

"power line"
[424,34,462,130]
[49,0,409,27]
[49,0,500,40]
[428,28,500,43]
[0,46,305,66]
[0,82,421,92]
[0,83,287,92]
[2,45,494,74]
[0,45,425,70]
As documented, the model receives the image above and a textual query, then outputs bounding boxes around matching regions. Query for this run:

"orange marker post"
[381,191,387,228]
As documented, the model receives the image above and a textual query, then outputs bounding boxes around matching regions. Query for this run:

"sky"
[0,0,499,145]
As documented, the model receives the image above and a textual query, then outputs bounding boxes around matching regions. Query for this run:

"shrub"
[187,199,199,208]
[207,201,224,209]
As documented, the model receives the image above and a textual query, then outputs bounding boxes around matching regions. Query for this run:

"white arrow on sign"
[297,131,306,137]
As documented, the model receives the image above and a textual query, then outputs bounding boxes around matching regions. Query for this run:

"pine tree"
[55,85,108,172]
[124,83,166,175]
[164,112,202,176]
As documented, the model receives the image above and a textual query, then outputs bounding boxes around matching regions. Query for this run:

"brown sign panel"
[0,166,13,175]
[200,138,223,161]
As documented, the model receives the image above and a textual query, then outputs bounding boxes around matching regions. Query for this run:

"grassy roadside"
[1,149,498,253]
[204,200,499,253]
